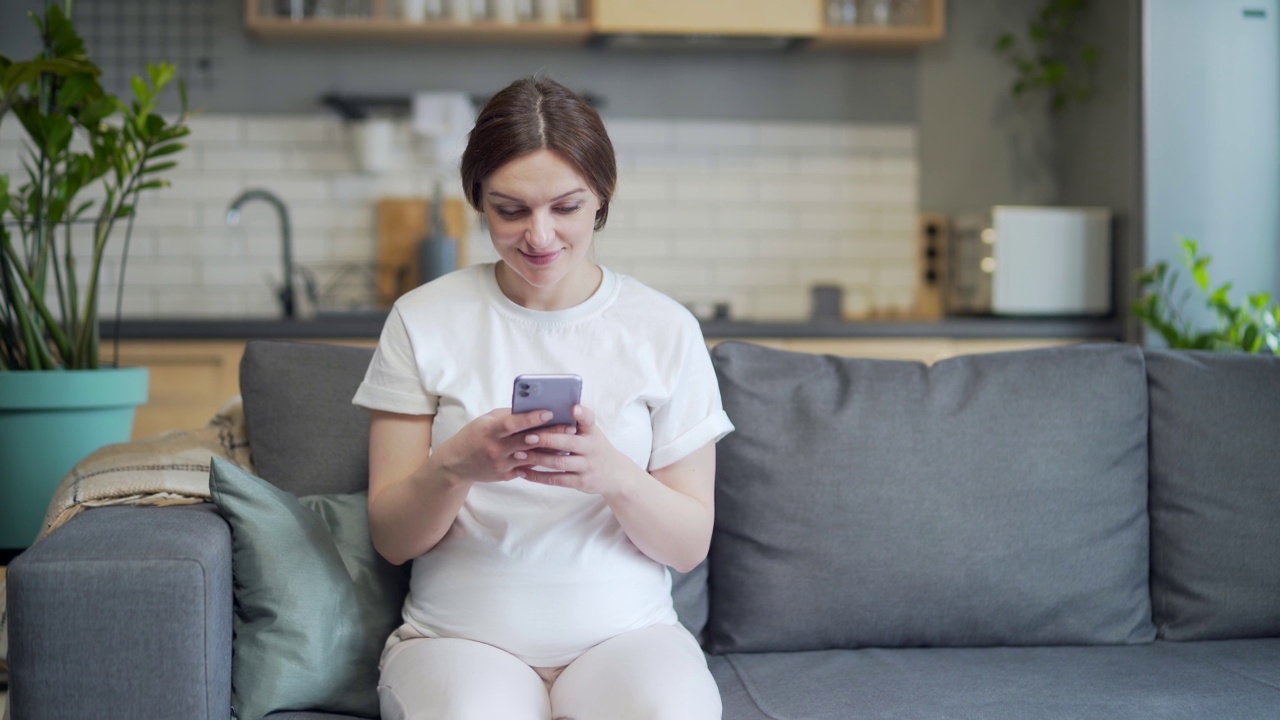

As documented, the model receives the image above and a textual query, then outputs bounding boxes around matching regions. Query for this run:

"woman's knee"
[379,637,552,720]
[551,624,721,720]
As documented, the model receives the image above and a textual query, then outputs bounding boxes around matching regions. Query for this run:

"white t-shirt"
[352,263,734,666]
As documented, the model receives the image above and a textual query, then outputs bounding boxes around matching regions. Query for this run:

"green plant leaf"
[148,142,186,158]
[1192,257,1210,291]
[140,160,177,175]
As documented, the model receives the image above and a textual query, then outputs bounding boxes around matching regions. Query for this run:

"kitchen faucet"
[226,188,304,319]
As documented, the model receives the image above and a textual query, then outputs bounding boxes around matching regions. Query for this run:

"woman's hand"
[431,408,560,486]
[518,404,636,496]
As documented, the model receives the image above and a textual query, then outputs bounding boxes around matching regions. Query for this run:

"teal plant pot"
[0,367,149,550]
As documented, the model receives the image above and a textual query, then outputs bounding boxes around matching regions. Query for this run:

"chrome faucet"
[226,188,299,319]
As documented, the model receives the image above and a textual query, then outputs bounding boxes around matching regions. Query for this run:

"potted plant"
[0,1,191,552]
[1133,237,1280,353]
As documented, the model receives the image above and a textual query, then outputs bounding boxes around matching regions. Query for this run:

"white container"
[990,206,1112,316]
[494,0,517,23]
[536,0,559,24]
[401,0,427,20]
[450,0,473,23]
[349,118,395,174]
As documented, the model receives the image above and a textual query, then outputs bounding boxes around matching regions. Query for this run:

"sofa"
[7,338,1280,719]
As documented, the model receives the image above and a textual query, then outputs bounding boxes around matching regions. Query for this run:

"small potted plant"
[0,1,192,551]
[1133,237,1280,353]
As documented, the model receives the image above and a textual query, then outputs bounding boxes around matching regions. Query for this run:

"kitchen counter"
[102,315,1125,341]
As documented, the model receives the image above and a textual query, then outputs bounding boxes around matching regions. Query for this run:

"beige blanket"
[0,396,252,684]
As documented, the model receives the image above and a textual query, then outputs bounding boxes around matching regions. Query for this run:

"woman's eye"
[555,205,582,214]
[495,208,526,219]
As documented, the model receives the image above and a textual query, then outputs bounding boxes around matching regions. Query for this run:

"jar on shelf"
[860,0,892,25]
[891,0,928,26]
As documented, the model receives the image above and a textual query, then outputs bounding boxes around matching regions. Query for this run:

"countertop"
[102,315,1125,341]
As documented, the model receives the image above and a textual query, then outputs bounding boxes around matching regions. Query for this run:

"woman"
[352,76,734,720]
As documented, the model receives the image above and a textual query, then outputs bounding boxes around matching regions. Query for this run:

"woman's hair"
[461,76,616,231]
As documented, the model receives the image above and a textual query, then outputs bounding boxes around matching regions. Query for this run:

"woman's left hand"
[517,404,635,496]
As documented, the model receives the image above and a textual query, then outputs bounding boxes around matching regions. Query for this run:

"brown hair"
[461,76,616,231]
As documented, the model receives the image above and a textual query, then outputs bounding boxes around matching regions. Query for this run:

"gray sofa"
[8,339,1280,719]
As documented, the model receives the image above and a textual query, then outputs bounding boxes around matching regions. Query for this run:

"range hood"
[592,0,821,50]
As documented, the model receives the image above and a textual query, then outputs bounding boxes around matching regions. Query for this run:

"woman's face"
[482,148,602,309]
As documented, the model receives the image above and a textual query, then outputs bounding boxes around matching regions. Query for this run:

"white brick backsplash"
[757,122,837,149]
[837,235,915,261]
[716,207,794,232]
[713,262,794,287]
[757,180,838,204]
[758,236,836,259]
[67,113,918,319]
[595,233,674,259]
[672,175,756,203]
[186,116,244,143]
[615,174,671,203]
[797,209,875,233]
[632,208,715,232]
[628,261,713,287]
[845,180,917,207]
[797,155,876,176]
[630,151,715,173]
[842,125,917,153]
[289,149,357,173]
[748,289,811,320]
[244,117,338,144]
[200,148,287,172]
[795,262,875,287]
[604,119,673,148]
[714,152,795,175]
[671,236,756,260]
[672,121,757,148]
[119,258,201,286]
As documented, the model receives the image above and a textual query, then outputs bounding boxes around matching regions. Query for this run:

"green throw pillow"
[209,456,409,720]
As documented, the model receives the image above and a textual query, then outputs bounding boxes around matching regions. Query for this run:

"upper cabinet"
[593,0,820,37]
[243,0,946,48]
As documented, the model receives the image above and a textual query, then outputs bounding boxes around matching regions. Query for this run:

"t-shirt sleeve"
[351,306,438,415]
[648,318,735,471]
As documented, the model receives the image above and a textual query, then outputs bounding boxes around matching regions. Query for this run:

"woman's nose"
[525,212,554,247]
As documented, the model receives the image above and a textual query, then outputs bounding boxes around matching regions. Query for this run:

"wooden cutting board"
[375,196,470,307]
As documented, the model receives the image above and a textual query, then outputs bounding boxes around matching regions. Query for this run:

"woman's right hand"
[428,408,559,485]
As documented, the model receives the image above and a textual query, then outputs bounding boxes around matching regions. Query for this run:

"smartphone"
[512,374,582,432]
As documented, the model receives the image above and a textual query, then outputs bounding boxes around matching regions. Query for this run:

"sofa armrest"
[7,504,232,720]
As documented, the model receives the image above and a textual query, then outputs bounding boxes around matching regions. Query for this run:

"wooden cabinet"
[243,0,946,48]
[813,0,946,48]
[593,0,821,37]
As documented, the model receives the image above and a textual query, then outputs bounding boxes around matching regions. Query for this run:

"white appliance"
[990,206,1113,316]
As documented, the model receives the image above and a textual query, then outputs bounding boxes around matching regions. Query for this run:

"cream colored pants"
[377,622,722,720]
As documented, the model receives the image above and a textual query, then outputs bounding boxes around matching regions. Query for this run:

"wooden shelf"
[244,0,945,47]
[812,0,946,49]
[245,17,596,44]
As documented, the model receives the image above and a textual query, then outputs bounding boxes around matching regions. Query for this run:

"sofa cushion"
[707,342,1154,653]
[1147,349,1280,641]
[209,457,409,720]
[240,340,375,496]
[718,640,1280,719]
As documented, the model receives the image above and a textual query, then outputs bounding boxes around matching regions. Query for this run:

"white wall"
[1144,0,1280,333]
